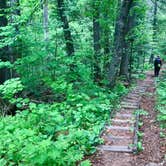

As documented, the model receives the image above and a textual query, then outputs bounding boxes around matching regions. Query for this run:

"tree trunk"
[119,47,129,78]
[149,0,158,63]
[108,0,133,87]
[43,0,49,42]
[0,0,10,84]
[102,1,110,55]
[57,0,74,56]
[153,0,158,43]
[9,0,21,78]
[93,2,101,82]
[119,0,135,80]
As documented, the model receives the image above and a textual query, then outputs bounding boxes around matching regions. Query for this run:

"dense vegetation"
[0,0,165,165]
[156,71,166,130]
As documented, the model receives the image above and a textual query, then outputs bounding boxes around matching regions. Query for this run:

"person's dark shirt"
[154,57,162,68]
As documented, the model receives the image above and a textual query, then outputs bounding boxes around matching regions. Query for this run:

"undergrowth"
[0,78,128,165]
[156,70,166,130]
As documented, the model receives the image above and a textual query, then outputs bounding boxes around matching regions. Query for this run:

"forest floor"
[88,70,166,166]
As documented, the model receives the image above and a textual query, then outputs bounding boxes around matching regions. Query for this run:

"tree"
[93,0,101,82]
[119,0,137,79]
[43,0,49,42]
[0,0,10,83]
[9,0,21,78]
[57,0,75,57]
[108,0,133,87]
[149,0,158,63]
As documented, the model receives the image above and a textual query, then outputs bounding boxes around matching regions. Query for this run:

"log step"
[128,95,140,98]
[121,102,139,106]
[104,138,133,146]
[116,113,133,118]
[125,96,140,100]
[119,109,137,115]
[107,135,132,140]
[98,145,133,152]
[112,119,134,123]
[121,105,139,109]
[133,90,145,93]
[123,99,139,103]
[106,126,134,131]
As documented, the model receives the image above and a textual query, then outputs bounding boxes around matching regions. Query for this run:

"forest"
[0,0,166,165]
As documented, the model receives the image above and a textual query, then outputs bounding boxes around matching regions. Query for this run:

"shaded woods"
[0,0,165,165]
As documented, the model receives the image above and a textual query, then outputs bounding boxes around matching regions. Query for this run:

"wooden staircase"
[97,83,150,153]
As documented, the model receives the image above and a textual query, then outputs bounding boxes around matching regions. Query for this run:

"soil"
[88,71,166,166]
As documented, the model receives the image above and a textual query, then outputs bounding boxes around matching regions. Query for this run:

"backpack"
[155,58,161,67]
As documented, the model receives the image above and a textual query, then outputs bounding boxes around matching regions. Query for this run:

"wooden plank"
[112,119,134,123]
[126,96,140,100]
[121,102,139,107]
[121,105,139,109]
[121,101,138,103]
[128,94,140,97]
[106,126,134,131]
[116,113,133,118]
[107,135,132,140]
[135,89,145,92]
[98,145,133,152]
[122,102,139,105]
[123,99,139,103]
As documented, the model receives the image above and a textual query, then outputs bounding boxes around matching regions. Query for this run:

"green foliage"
[79,160,91,166]
[134,109,148,116]
[0,61,13,69]
[0,78,24,100]
[1,0,163,164]
[138,73,146,80]
[160,132,166,138]
[137,141,143,152]
[112,82,128,96]
[156,76,166,129]
[135,109,146,153]
[157,11,166,56]
[0,76,126,165]
[137,131,144,139]
[136,130,144,152]
[143,63,153,70]
[138,121,143,128]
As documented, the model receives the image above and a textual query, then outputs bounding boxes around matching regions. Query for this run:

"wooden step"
[121,104,139,109]
[123,99,139,103]
[103,137,133,146]
[126,96,140,100]
[108,129,134,137]
[115,114,134,121]
[116,113,133,118]
[121,102,138,106]
[120,107,136,114]
[134,89,145,92]
[98,145,133,152]
[112,119,134,124]
[107,135,132,140]
[104,135,133,146]
[134,88,146,91]
[112,122,134,128]
[132,91,142,94]
[128,93,140,96]
[106,126,134,131]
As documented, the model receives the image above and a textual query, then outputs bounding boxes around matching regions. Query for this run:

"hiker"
[154,56,162,77]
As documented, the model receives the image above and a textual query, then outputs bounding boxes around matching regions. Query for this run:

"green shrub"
[0,78,127,165]
[156,77,166,129]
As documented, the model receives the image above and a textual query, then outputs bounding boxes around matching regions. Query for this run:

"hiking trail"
[89,70,166,166]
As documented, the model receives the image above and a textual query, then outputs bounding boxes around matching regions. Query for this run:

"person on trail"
[154,56,162,77]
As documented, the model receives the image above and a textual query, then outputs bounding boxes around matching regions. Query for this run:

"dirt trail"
[89,71,166,166]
